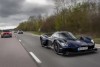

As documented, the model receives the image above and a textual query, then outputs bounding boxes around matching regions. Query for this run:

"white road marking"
[32,34,40,37]
[25,32,40,37]
[29,52,42,64]
[96,44,100,48]
[19,39,21,42]
[97,47,100,48]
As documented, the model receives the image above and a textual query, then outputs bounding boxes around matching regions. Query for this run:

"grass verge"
[94,38,100,44]
[30,31,45,35]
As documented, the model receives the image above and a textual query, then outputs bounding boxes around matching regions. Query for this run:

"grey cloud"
[0,0,54,17]
[0,0,54,29]
[0,0,24,17]
[21,5,54,16]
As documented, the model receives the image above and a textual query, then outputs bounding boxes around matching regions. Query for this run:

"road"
[15,32,100,67]
[0,34,37,67]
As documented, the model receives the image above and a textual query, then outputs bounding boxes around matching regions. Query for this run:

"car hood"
[67,40,93,48]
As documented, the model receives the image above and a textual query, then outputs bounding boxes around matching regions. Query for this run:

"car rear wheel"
[10,36,12,38]
[1,36,3,38]
[40,38,45,47]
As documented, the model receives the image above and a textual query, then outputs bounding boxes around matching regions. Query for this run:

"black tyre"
[53,41,60,54]
[1,36,3,38]
[10,36,12,38]
[40,38,45,47]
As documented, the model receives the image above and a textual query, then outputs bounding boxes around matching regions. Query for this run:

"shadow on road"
[41,46,99,57]
[62,51,99,57]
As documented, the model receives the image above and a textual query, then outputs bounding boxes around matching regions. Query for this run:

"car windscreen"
[60,32,77,40]
[3,30,10,32]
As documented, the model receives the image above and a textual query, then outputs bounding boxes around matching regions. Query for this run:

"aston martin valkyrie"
[40,31,97,55]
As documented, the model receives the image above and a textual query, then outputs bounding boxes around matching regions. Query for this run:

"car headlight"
[91,40,94,44]
[60,42,68,47]
[60,43,66,46]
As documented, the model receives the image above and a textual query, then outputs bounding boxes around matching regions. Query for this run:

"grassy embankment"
[94,38,100,44]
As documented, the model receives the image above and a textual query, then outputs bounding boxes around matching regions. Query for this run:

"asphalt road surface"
[0,34,37,67]
[15,32,100,67]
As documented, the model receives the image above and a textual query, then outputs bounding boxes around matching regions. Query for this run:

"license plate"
[78,47,88,51]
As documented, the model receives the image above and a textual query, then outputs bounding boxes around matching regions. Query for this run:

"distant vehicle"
[40,31,97,55]
[1,30,12,38]
[17,30,23,34]
[14,31,17,33]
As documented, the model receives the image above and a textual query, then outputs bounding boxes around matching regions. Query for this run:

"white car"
[18,31,23,34]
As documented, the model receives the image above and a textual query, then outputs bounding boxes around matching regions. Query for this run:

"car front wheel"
[53,41,60,54]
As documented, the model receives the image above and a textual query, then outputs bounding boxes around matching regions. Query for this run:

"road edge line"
[97,47,100,48]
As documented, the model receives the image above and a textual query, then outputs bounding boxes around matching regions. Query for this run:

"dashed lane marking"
[19,39,21,42]
[29,52,42,64]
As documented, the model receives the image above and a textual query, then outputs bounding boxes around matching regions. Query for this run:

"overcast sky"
[0,0,54,29]
[0,0,98,30]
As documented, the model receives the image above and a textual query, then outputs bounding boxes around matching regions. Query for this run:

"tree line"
[17,1,100,36]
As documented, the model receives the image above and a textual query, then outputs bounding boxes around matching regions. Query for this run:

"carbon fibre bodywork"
[40,31,97,55]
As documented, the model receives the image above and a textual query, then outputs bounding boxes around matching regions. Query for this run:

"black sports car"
[40,31,97,55]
